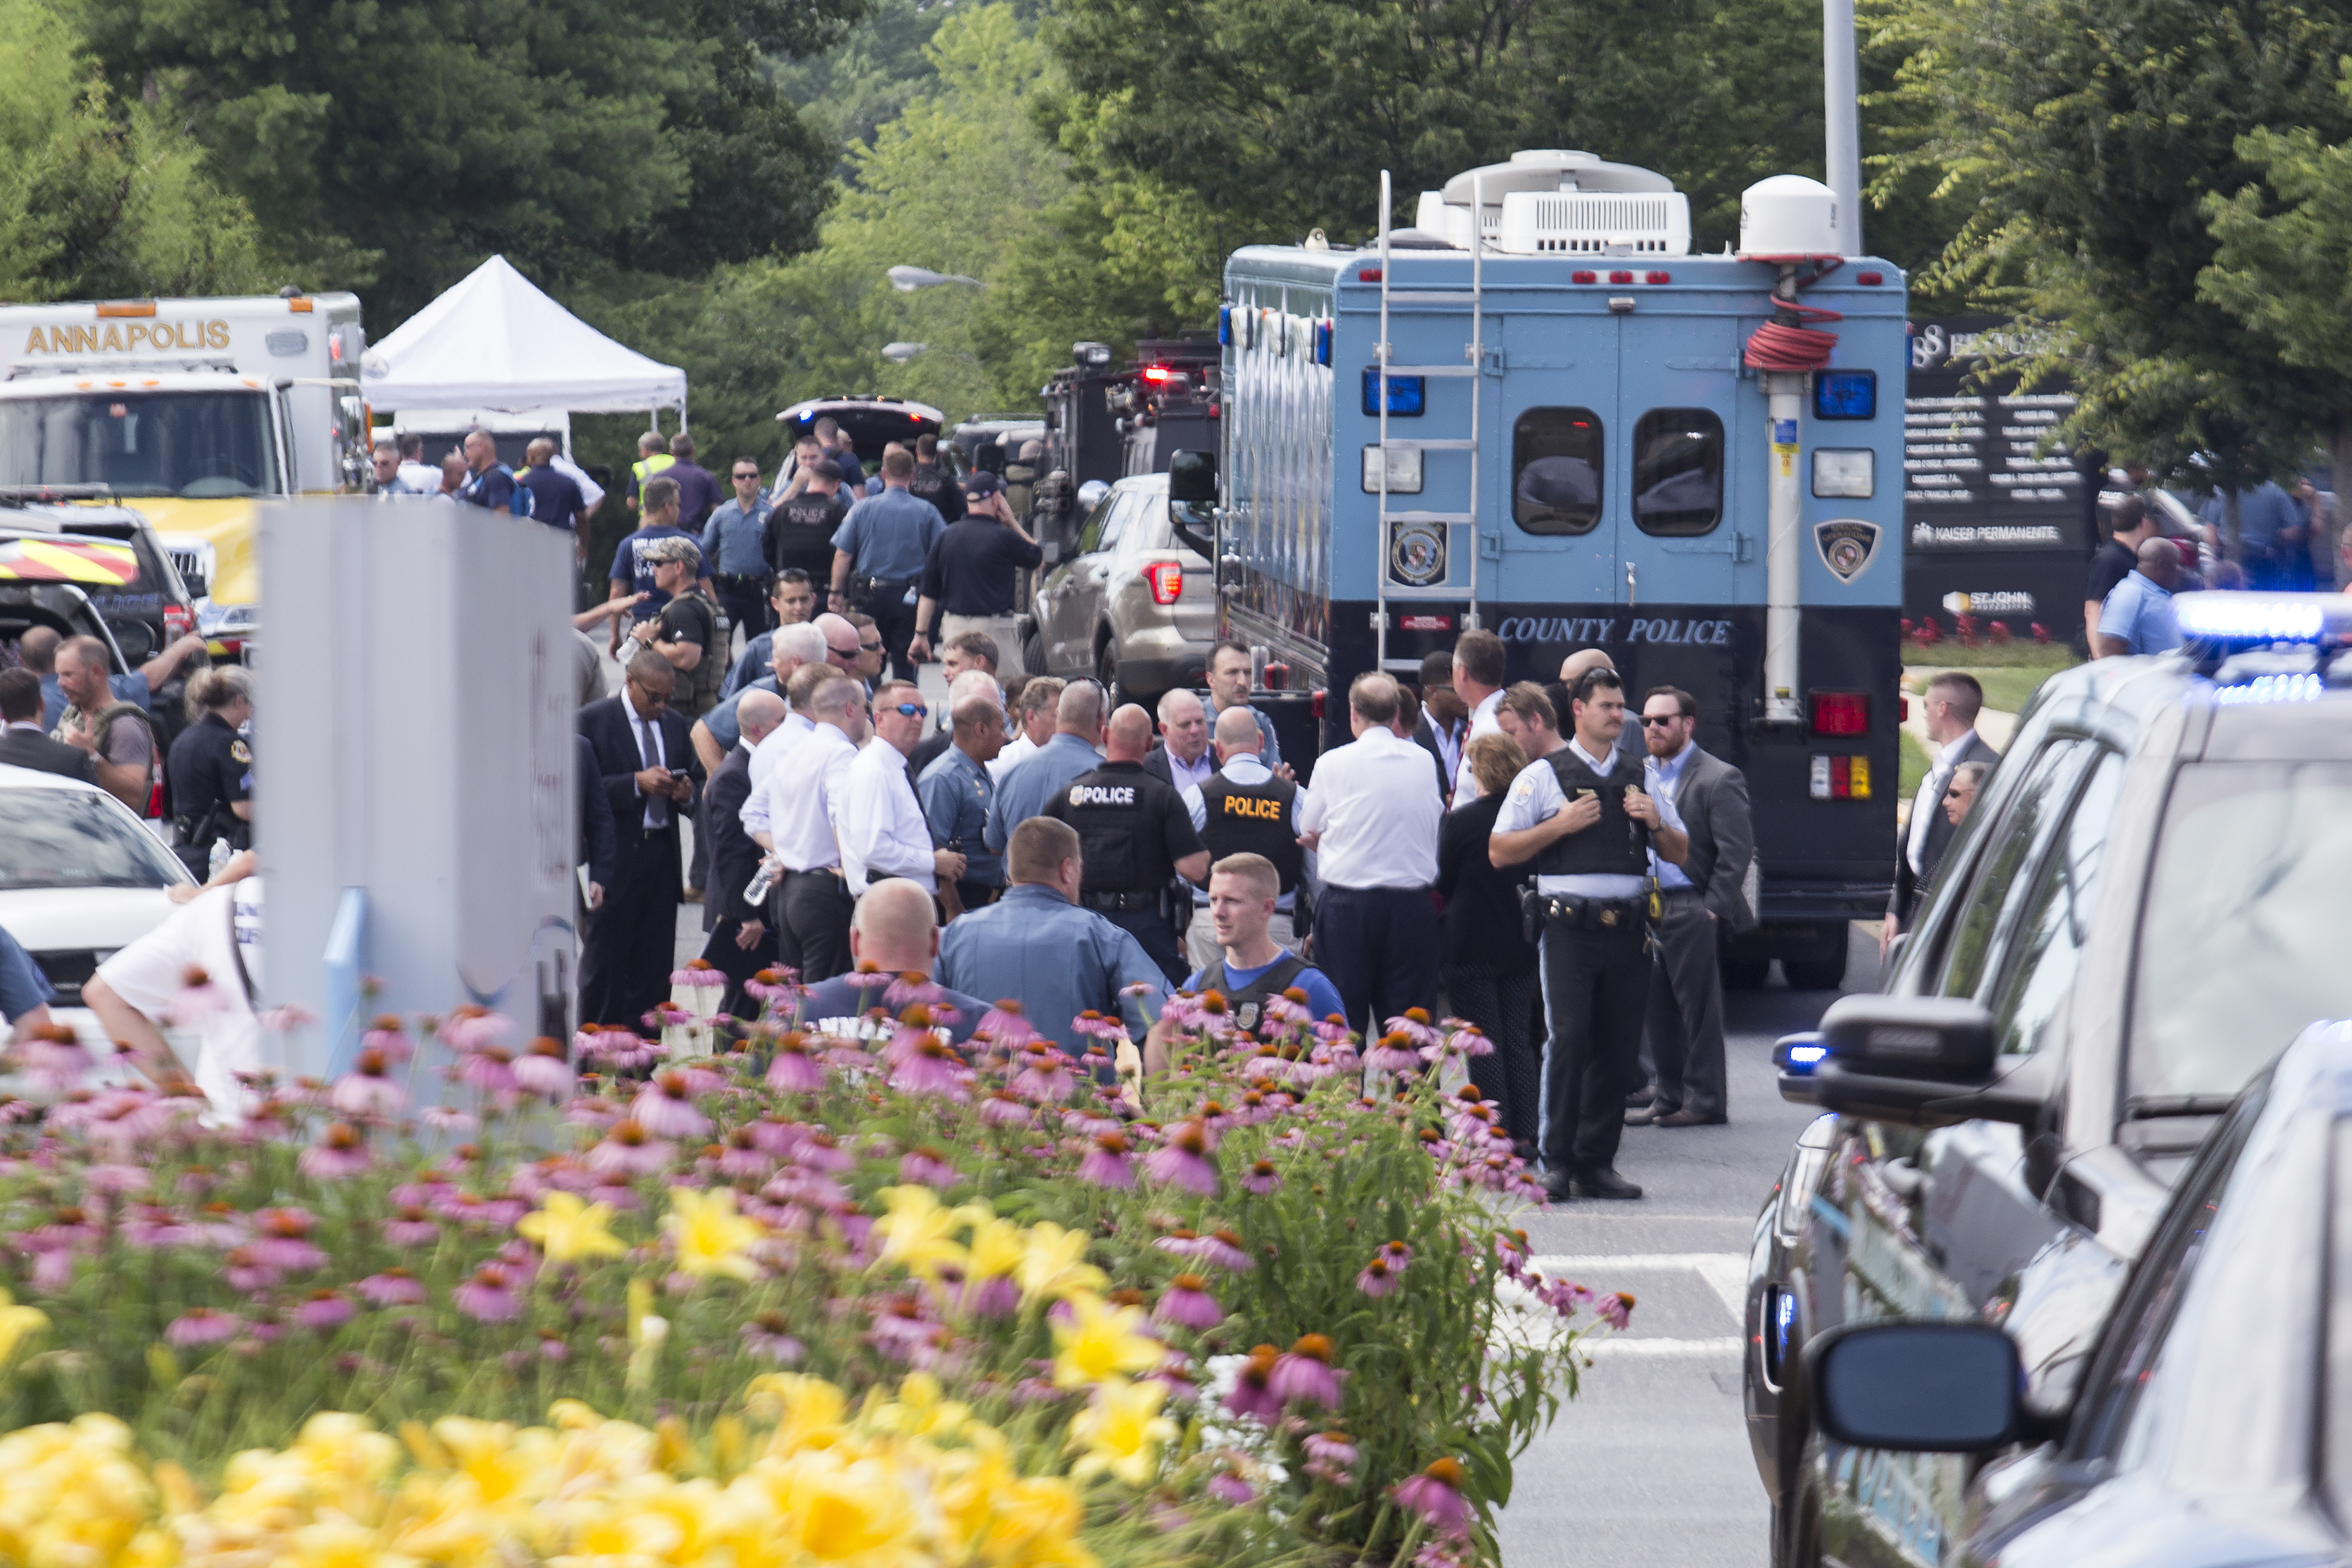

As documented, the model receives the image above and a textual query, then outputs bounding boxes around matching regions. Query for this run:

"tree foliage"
[0,0,264,302]
[1870,0,2352,488]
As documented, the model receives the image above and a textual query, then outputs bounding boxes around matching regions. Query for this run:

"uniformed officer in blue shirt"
[918,690,1009,916]
[937,816,1167,1057]
[826,448,944,683]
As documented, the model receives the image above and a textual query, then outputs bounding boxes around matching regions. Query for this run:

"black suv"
[1745,593,2352,1567]
[1,504,202,742]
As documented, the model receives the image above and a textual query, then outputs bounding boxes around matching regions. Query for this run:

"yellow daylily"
[1067,1376,1177,1488]
[745,1374,850,1455]
[0,1289,49,1367]
[1049,1294,1163,1389]
[515,1191,626,1265]
[961,1213,1028,1284]
[1015,1222,1107,1308]
[666,1187,764,1282]
[868,1372,968,1441]
[870,1186,968,1282]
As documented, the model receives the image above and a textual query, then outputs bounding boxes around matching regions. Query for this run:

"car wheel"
[1096,641,1125,707]
[1773,1457,1826,1568]
[1783,949,1849,992]
[1023,628,1049,678]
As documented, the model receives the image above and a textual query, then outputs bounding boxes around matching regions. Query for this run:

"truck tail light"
[163,605,194,640]
[1809,755,1873,800]
[1144,561,1183,605]
[1809,690,1870,736]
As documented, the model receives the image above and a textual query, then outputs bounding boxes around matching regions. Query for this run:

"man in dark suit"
[1142,689,1215,794]
[698,688,787,1014]
[1884,670,2000,949]
[576,650,702,1028]
[575,733,617,911]
[0,669,96,780]
[1631,685,1756,1127]
[1411,650,1467,788]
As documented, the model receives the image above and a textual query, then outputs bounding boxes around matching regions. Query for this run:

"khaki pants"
[1186,905,1297,975]
[940,614,1026,678]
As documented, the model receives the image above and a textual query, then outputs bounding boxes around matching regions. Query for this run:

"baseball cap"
[963,471,1004,498]
[643,537,702,567]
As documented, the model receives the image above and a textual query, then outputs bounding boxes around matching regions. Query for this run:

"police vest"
[1534,747,1650,879]
[1197,951,1310,1036]
[1196,773,1302,894]
[1051,763,1176,892]
[56,699,160,816]
[633,453,676,488]
[905,467,956,514]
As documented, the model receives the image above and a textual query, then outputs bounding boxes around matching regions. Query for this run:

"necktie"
[640,717,669,830]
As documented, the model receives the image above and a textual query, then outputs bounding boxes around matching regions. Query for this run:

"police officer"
[1181,705,1303,970]
[1044,703,1208,985]
[626,430,676,516]
[1490,667,1690,1203]
[826,448,945,682]
[165,665,255,880]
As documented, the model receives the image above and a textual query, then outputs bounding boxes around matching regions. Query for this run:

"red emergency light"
[1809,690,1871,736]
[1609,270,1635,284]
[1572,270,1597,284]
[1142,366,1172,383]
[1645,271,1671,284]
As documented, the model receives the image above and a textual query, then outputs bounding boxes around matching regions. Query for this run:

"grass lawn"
[1904,640,2082,716]
[1900,728,1929,800]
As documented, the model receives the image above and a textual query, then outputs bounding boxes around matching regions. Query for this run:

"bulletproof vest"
[1534,747,1650,879]
[1004,462,1037,519]
[905,467,954,511]
[56,700,158,812]
[670,591,726,718]
[770,493,843,569]
[1199,951,1310,1036]
[1196,773,1302,894]
[1056,763,1167,892]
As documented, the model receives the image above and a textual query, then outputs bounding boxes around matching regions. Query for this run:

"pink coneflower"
[1379,1239,1412,1272]
[1270,1334,1347,1407]
[842,963,894,993]
[362,1015,415,1064]
[672,960,728,993]
[296,1122,373,1181]
[963,1275,1018,1317]
[879,1007,943,1067]
[883,972,943,1013]
[1143,1123,1219,1195]
[714,1127,772,1180]
[1158,1227,1255,1272]
[1077,1132,1135,1188]
[765,1033,825,1094]
[165,1308,241,1346]
[512,1038,574,1099]
[1362,1032,1422,1073]
[168,965,226,1023]
[440,1005,512,1054]
[1225,1344,1282,1422]
[1207,1471,1257,1506]
[745,968,801,1009]
[1063,1108,1121,1137]
[1070,1011,1125,1043]
[795,1131,853,1172]
[580,1029,662,1073]
[18,1025,91,1090]
[978,1089,1031,1127]
[1241,1159,1282,1196]
[631,1072,712,1139]
[1356,1256,1401,1298]
[740,1310,805,1362]
[1303,1429,1360,1486]
[82,1163,148,1196]
[358,1268,426,1306]
[1391,1458,1472,1540]
[457,1044,518,1095]
[1541,1277,1595,1318]
[1384,1006,1441,1048]
[296,1289,354,1332]
[1597,1291,1635,1332]
[586,1119,676,1178]
[250,1209,325,1271]
[1153,1274,1224,1330]
[420,1106,474,1135]
[537,1331,569,1362]
[888,1035,970,1101]
[121,1205,194,1249]
[974,999,1037,1048]
[383,1204,440,1247]
[453,1263,521,1322]
[329,1048,407,1115]
[745,1115,806,1157]
[897,1146,959,1188]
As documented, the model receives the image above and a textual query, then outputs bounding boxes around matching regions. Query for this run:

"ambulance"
[0,292,368,656]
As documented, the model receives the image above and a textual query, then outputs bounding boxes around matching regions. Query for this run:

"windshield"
[2132,761,2352,1101]
[0,787,185,890]
[0,392,280,498]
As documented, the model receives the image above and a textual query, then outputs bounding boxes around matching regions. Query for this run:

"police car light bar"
[2174,591,2352,643]
[1773,1032,1828,1075]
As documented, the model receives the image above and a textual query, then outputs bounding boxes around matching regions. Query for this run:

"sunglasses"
[826,645,860,661]
[860,641,884,654]
[1639,714,1686,727]
[885,702,928,719]
[733,472,760,481]
[628,683,670,707]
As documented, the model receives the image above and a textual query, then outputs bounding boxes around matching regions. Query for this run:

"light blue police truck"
[1172,150,1911,986]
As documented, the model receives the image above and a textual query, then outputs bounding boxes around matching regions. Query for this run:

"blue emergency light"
[1362,369,1424,417]
[2173,592,2348,643]
[1812,369,1877,420]
[1774,1032,1829,1075]
[1218,303,1232,347]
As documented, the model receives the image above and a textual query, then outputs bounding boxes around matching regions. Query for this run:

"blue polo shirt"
[983,732,1104,853]
[518,464,586,531]
[831,488,946,583]
[1182,954,1344,1023]
[700,676,778,751]
[936,883,1167,1053]
[918,744,1003,887]
[2099,570,2181,655]
[608,524,697,620]
[0,927,53,1024]
[700,497,773,576]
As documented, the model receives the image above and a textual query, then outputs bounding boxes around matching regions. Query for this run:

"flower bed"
[0,975,1626,1567]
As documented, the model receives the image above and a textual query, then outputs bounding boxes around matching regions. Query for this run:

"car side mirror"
[1820,994,1995,1079]
[1804,994,2056,1128]
[1168,448,1218,504]
[1809,1322,2023,1453]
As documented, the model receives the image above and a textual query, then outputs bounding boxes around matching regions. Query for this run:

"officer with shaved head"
[1042,702,1209,983]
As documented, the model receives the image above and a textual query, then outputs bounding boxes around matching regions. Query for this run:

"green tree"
[0,0,264,301]
[77,0,864,321]
[1872,0,2352,493]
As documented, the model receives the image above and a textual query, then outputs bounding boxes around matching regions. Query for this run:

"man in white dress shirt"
[1298,672,1446,1034]
[990,676,1063,781]
[747,673,867,980]
[840,680,967,894]
[1883,671,1997,950]
[1448,628,1508,807]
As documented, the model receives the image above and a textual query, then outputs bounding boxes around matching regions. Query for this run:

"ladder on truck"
[1372,167,1485,673]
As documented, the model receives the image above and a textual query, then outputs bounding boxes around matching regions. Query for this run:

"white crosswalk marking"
[1526,1252,1750,1322]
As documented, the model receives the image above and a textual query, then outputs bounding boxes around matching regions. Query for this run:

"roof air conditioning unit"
[1411,150,1689,256]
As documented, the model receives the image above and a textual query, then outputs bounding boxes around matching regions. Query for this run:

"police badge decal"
[1812,519,1881,583]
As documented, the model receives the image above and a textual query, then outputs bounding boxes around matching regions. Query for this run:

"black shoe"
[1624,1086,1657,1109]
[1573,1168,1643,1201]
[1536,1169,1575,1203]
[1655,1108,1727,1128]
[1624,1104,1664,1127]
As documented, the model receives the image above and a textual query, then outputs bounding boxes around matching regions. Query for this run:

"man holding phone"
[1490,666,1688,1203]
[576,650,703,1025]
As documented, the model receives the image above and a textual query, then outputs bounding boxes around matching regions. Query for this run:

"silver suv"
[1018,472,1214,705]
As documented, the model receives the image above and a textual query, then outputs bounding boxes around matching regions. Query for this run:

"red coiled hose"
[1743,302,1845,372]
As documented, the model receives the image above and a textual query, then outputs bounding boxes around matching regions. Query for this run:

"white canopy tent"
[360,254,687,423]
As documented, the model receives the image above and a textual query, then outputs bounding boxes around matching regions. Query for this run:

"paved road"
[1499,926,1884,1568]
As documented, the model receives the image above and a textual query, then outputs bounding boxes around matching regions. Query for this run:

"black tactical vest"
[1534,747,1650,879]
[1199,951,1310,1035]
[1197,773,1303,894]
[1048,761,1177,892]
